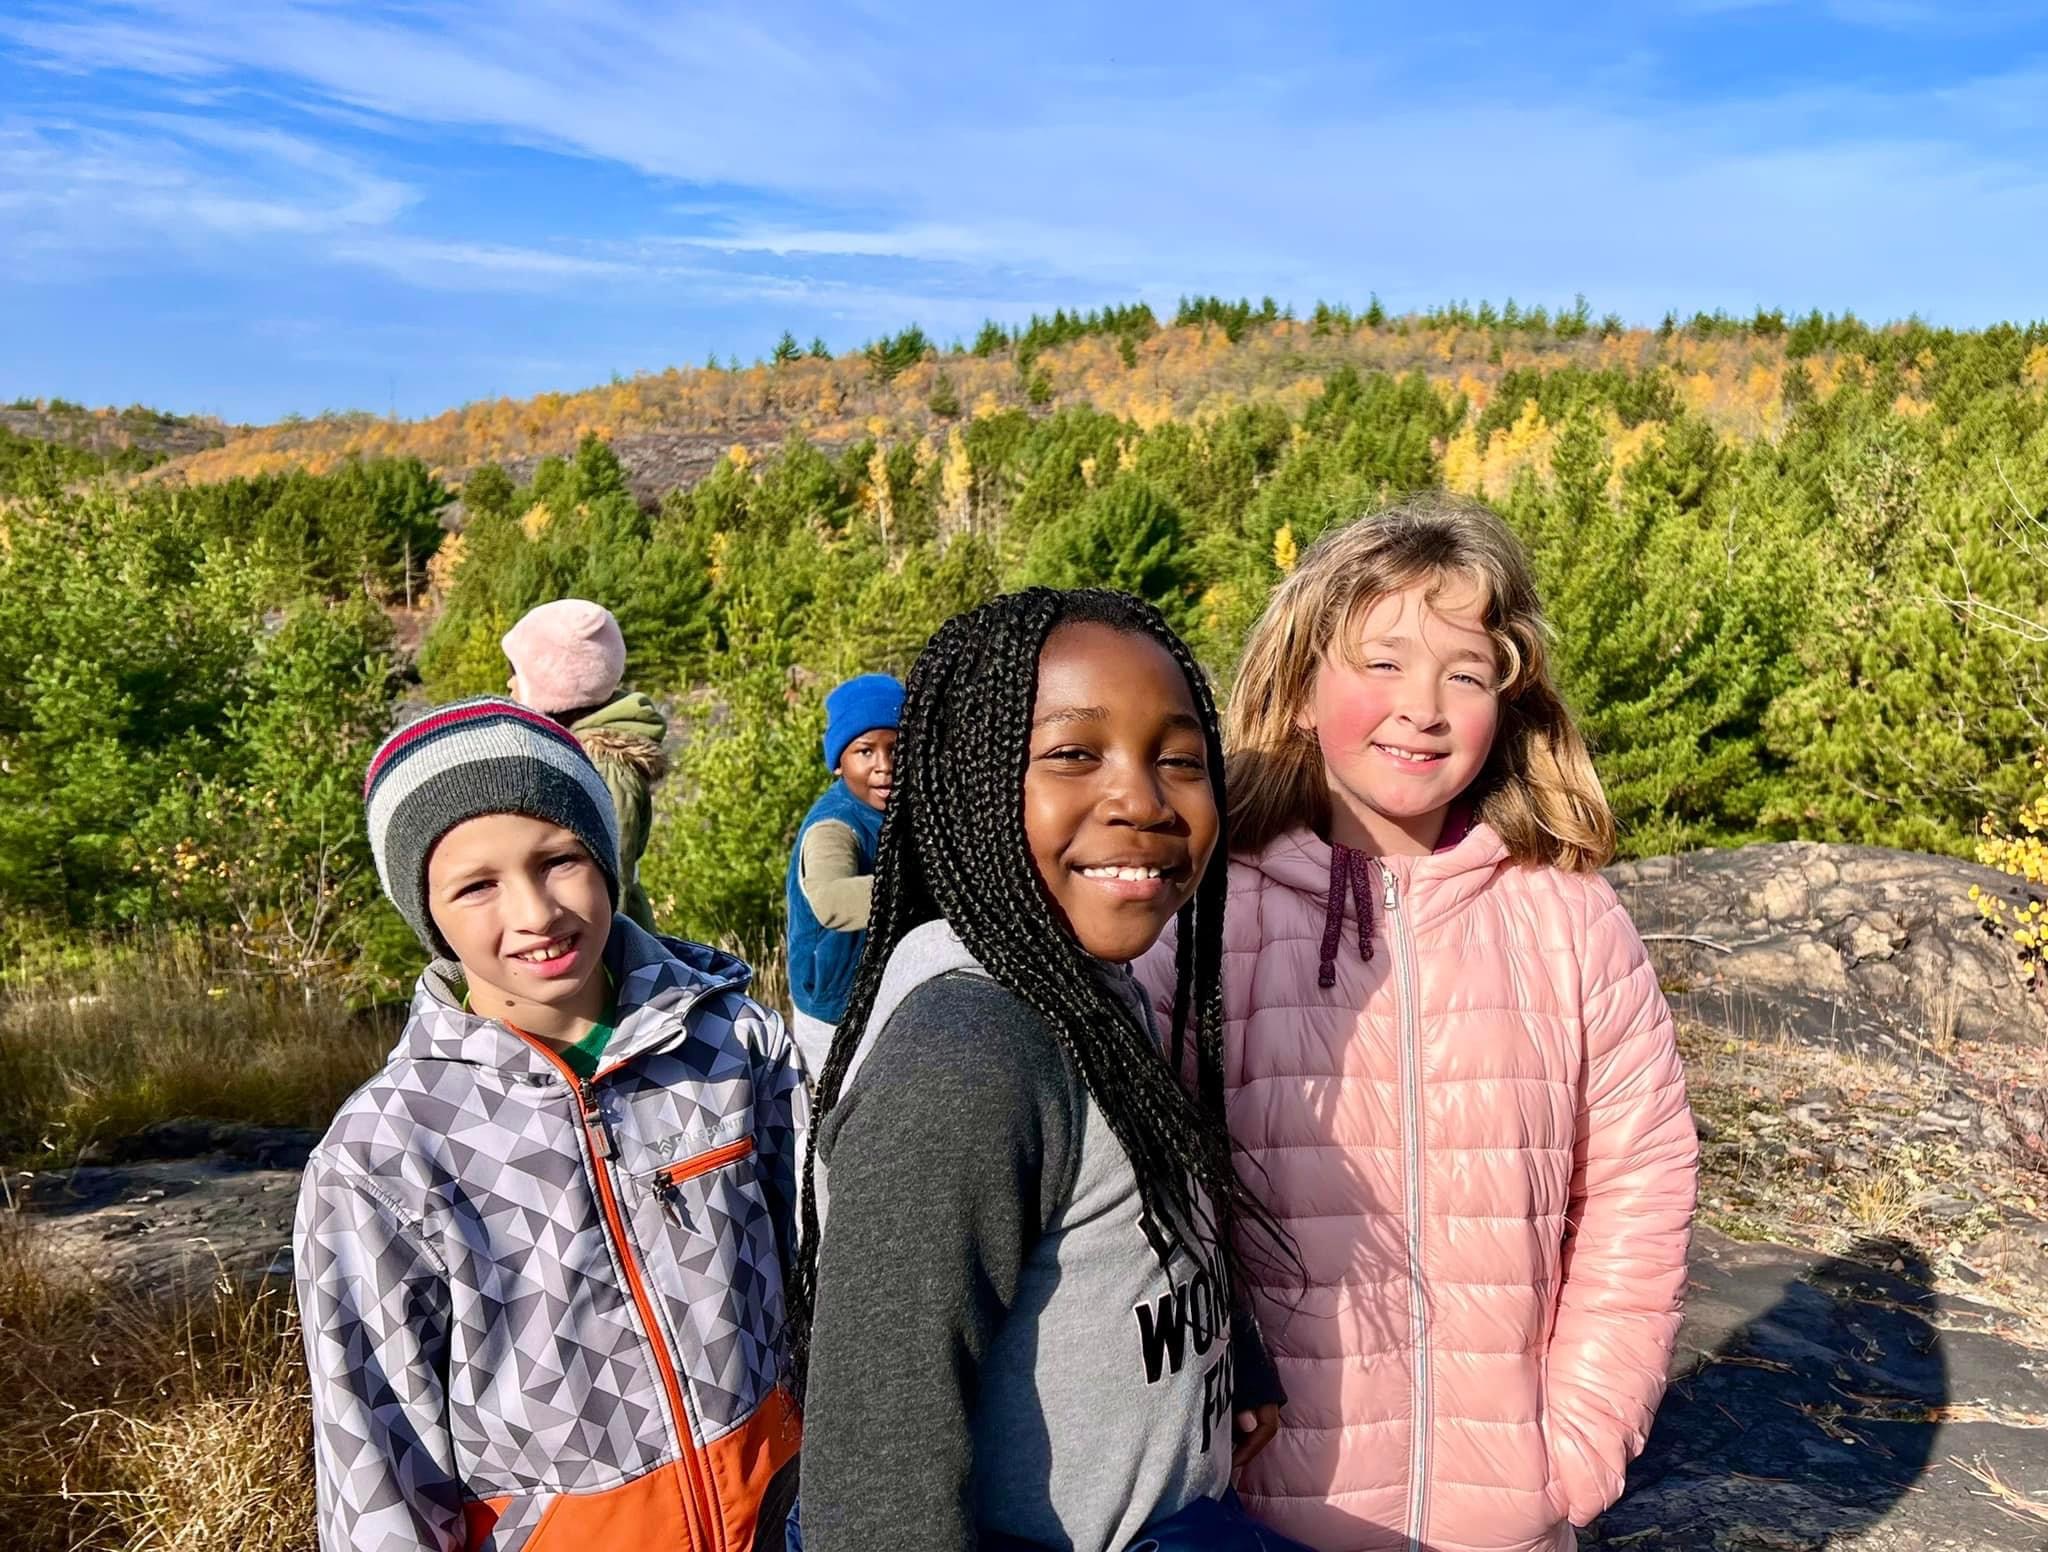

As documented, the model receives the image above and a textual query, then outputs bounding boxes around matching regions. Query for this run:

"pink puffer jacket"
[1139,824,1696,1552]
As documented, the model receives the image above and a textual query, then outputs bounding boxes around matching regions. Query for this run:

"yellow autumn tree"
[1972,767,2048,987]
[1273,524,1299,574]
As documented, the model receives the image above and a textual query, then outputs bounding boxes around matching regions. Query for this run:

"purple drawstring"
[1314,810,1476,987]
[1317,843,1377,988]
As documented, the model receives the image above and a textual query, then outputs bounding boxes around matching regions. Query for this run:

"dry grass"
[1949,1455,2048,1526]
[0,1214,314,1551]
[1843,1168,1928,1241]
[1678,995,2048,1346]
[0,932,394,1166]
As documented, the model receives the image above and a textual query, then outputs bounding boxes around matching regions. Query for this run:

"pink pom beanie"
[502,599,627,714]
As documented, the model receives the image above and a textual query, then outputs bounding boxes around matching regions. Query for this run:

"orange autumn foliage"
[145,317,1876,492]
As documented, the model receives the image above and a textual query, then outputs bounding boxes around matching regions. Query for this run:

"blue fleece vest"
[785,779,885,1023]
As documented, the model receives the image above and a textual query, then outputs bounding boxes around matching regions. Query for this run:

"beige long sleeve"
[799,820,875,930]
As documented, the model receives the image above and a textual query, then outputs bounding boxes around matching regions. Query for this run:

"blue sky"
[4,1,2046,422]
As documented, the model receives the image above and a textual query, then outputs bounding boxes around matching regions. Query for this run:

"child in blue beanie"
[784,673,903,1082]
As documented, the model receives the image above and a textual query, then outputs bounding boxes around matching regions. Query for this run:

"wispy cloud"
[0,111,415,279]
[13,0,2048,308]
[0,1,888,188]
[333,236,640,291]
[6,0,2048,416]
[1672,0,2048,24]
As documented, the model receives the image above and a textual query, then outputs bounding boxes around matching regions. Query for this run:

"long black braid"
[789,587,1294,1388]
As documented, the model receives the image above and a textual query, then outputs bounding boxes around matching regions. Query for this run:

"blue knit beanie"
[823,674,905,771]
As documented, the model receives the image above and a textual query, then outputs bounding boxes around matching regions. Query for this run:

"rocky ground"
[1594,844,2048,1548]
[1590,1228,2048,1550]
[8,841,2048,1546]
[5,1121,313,1291]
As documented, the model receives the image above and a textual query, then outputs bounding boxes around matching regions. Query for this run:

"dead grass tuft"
[1949,1454,2048,1525]
[0,930,393,1167]
[0,1213,314,1551]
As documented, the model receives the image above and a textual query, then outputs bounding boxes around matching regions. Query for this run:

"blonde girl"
[1139,493,1697,1552]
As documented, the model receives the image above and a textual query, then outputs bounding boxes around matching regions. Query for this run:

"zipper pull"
[649,1163,698,1231]
[655,1178,692,1230]
[1382,866,1399,911]
[578,1080,617,1160]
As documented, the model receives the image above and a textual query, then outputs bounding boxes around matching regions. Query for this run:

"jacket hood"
[843,918,1157,1092]
[839,919,987,1091]
[573,691,668,745]
[1239,822,1512,934]
[397,912,750,1078]
[578,723,668,780]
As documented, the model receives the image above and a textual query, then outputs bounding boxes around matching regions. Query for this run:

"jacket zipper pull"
[1383,867,1399,911]
[578,1080,617,1160]
[655,1174,694,1231]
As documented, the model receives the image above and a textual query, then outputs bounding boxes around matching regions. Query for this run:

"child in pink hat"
[504,599,668,930]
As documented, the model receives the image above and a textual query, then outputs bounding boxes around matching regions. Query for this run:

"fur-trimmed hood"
[572,691,669,781]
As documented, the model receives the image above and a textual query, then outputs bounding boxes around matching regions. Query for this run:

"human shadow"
[1587,1236,1947,1549]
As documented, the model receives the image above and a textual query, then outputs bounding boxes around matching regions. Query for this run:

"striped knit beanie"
[363,696,621,953]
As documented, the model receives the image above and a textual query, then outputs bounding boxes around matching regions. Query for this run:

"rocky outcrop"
[5,1122,313,1290]
[1607,842,2048,1054]
[1588,1229,2048,1550]
[0,405,229,463]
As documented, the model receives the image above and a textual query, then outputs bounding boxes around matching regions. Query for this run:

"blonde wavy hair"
[1226,493,1615,871]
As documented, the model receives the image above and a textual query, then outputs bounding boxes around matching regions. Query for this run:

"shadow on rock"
[1589,1230,2048,1551]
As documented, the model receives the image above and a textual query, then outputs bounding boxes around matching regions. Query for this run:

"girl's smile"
[1373,741,1448,764]
[1024,621,1219,962]
[1300,577,1501,855]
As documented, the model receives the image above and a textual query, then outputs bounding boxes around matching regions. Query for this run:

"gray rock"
[1588,1229,2048,1551]
[1607,843,2048,1050]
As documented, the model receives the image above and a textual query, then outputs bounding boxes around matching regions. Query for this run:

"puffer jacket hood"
[296,915,801,1551]
[1138,822,1697,1552]
[575,691,669,781]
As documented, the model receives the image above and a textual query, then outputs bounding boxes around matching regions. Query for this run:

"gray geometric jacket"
[294,917,801,1552]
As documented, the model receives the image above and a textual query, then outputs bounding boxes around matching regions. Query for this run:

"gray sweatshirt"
[801,920,1280,1552]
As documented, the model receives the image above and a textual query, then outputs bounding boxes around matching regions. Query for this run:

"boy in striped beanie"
[297,696,801,1550]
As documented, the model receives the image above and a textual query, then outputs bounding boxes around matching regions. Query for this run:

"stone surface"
[1585,1229,2048,1551]
[6,1124,313,1291]
[1607,842,2048,1052]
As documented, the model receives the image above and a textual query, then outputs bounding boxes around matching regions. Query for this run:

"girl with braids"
[795,589,1308,1552]
[1137,495,1697,1552]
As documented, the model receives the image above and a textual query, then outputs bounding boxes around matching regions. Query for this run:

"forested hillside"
[151,299,1887,490]
[7,298,2048,989]
[0,399,229,496]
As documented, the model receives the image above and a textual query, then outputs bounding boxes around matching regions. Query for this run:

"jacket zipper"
[652,1137,757,1227]
[657,1136,756,1189]
[1383,866,1432,1552]
[521,1037,721,1552]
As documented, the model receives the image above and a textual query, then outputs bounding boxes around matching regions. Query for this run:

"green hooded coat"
[570,692,668,931]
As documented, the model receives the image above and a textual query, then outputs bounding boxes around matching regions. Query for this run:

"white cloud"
[6,1,2048,326]
[330,235,642,290]
[0,110,416,276]
[0,1,889,189]
[672,223,1005,261]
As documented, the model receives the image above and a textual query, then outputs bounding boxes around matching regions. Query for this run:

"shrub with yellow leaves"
[1973,764,2048,991]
